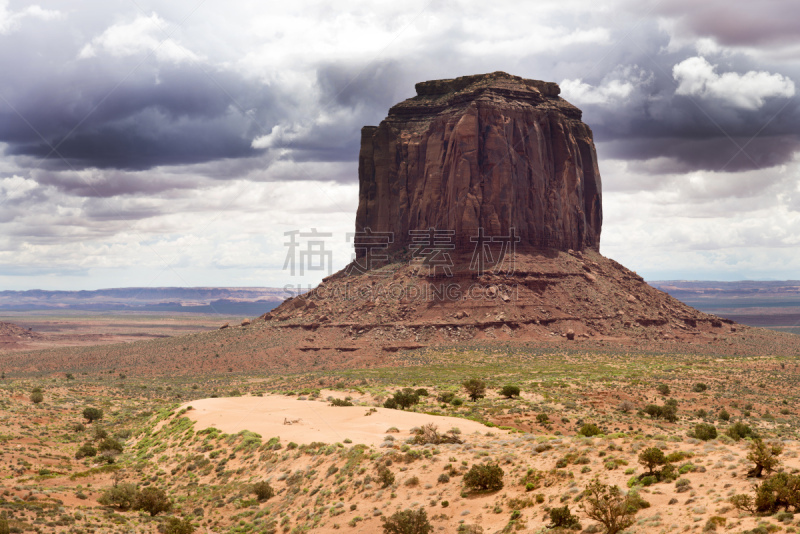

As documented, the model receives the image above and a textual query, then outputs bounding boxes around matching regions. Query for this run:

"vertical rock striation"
[356,71,602,253]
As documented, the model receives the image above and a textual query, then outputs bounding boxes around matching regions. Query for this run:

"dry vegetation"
[1,346,800,533]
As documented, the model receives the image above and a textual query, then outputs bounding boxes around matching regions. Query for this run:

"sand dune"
[182,395,505,447]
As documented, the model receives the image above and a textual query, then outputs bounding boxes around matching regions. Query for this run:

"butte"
[260,72,787,358]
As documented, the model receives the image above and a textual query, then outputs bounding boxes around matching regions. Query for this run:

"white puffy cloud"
[673,56,795,110]
[0,175,37,200]
[0,1,60,34]
[78,13,199,63]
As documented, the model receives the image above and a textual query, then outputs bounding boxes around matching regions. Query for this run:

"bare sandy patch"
[182,395,505,446]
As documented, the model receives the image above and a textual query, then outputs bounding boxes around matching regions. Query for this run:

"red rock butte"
[356,71,602,253]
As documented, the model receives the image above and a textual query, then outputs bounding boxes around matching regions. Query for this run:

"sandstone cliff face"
[356,71,602,253]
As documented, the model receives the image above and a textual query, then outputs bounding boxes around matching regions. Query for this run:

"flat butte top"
[387,71,582,120]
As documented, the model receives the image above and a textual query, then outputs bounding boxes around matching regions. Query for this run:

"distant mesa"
[356,71,602,254]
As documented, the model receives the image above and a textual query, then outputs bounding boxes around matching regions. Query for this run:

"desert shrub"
[377,466,395,488]
[536,413,550,425]
[75,442,97,459]
[578,423,602,437]
[330,398,353,407]
[753,472,800,513]
[638,447,666,475]
[500,385,520,398]
[656,384,670,395]
[462,378,486,402]
[405,476,420,487]
[692,383,708,393]
[0,516,7,534]
[92,426,108,441]
[134,487,173,516]
[581,478,639,534]
[548,505,581,530]
[703,516,726,532]
[437,391,455,403]
[451,398,463,406]
[463,463,503,492]
[381,508,433,534]
[718,409,730,422]
[695,409,708,418]
[437,473,450,484]
[727,422,755,441]
[692,423,717,441]
[30,388,43,404]
[98,483,137,510]
[252,481,274,501]
[415,388,429,397]
[643,401,678,422]
[618,400,635,413]
[384,388,420,410]
[98,438,123,454]
[82,407,103,423]
[729,493,755,513]
[164,517,195,534]
[410,423,462,445]
[747,438,783,478]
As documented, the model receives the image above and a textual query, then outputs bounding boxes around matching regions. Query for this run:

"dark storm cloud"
[647,0,800,48]
[0,62,276,170]
[565,27,800,172]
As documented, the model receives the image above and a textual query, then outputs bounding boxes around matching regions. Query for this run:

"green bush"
[643,400,678,422]
[377,466,395,488]
[692,383,708,393]
[98,483,137,510]
[692,423,717,441]
[384,388,420,410]
[727,422,755,441]
[753,472,800,513]
[252,481,274,501]
[330,398,354,407]
[747,438,783,478]
[656,384,670,395]
[437,392,455,403]
[82,407,103,423]
[164,517,195,534]
[581,479,639,534]
[718,409,730,422]
[463,463,503,492]
[381,508,433,534]
[462,378,486,402]
[98,438,124,454]
[30,388,44,404]
[536,413,550,425]
[0,515,8,534]
[578,423,602,437]
[134,487,173,516]
[75,442,97,459]
[638,447,666,475]
[499,385,520,398]
[548,506,581,530]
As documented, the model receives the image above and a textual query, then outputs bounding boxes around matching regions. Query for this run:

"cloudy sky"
[1,0,799,290]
